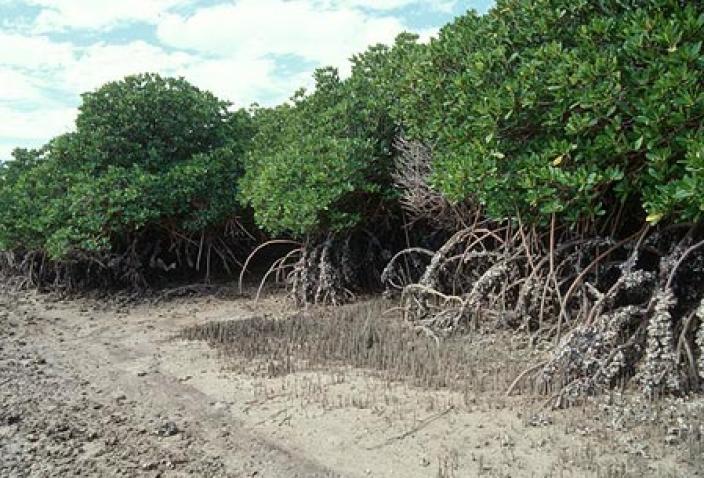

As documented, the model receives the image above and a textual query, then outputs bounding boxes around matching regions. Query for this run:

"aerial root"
[237,239,303,294]
[394,221,704,403]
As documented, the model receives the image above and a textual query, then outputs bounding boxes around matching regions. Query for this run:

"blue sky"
[0,0,493,160]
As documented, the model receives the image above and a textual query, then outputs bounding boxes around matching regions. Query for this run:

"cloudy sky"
[0,0,493,160]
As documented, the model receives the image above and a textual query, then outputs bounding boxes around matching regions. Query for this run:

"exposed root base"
[289,231,399,306]
[0,221,255,293]
[395,221,704,402]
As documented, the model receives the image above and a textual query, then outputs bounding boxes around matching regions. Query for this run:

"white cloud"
[63,41,193,94]
[0,104,76,140]
[331,0,457,12]
[23,0,191,32]
[0,143,16,161]
[0,68,46,102]
[180,56,293,106]
[417,26,441,43]
[157,0,407,70]
[0,31,77,148]
[0,31,74,68]
[58,41,296,107]
[11,0,455,33]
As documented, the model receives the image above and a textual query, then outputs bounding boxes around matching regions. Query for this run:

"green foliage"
[399,0,704,225]
[0,145,64,252]
[75,73,237,171]
[240,35,421,237]
[241,0,703,236]
[0,74,254,263]
[2,1,704,288]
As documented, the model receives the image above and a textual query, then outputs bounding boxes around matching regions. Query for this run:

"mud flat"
[1,287,702,477]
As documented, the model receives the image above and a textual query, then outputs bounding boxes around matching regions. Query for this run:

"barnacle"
[639,289,681,397]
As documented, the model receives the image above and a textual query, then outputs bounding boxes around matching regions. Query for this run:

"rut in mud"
[0,290,334,478]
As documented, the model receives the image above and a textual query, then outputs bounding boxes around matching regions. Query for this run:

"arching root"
[395,221,704,403]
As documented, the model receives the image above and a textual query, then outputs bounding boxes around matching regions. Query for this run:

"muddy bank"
[0,290,332,477]
[0,287,702,477]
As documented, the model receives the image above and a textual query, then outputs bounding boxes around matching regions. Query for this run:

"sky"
[0,0,493,161]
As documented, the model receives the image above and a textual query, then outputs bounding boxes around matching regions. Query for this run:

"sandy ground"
[1,286,702,477]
